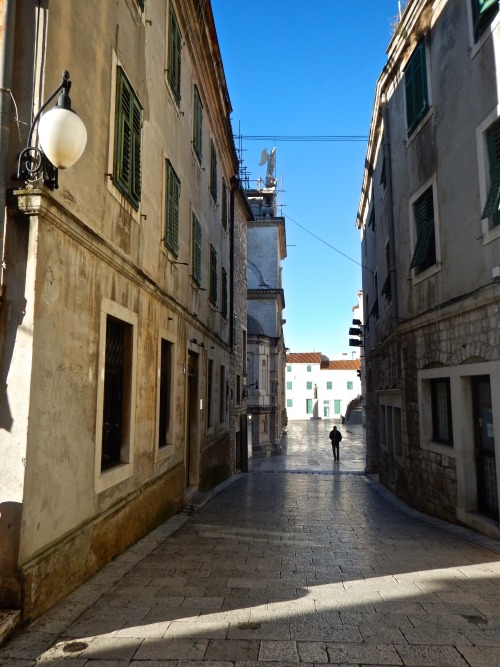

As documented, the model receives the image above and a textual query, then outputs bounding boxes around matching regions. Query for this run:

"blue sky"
[212,2,401,358]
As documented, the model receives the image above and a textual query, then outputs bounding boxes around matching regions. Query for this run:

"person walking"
[329,425,342,461]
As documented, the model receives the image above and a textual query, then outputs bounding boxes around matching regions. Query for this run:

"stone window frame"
[418,361,500,536]
[94,299,138,494]
[467,0,500,55]
[477,106,500,247]
[155,330,176,465]
[409,175,442,285]
[378,390,404,463]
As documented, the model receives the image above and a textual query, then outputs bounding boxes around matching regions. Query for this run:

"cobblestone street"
[2,415,500,666]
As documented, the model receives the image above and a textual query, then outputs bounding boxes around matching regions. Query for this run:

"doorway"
[472,376,498,520]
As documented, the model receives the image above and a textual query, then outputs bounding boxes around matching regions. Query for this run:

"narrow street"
[2,416,500,666]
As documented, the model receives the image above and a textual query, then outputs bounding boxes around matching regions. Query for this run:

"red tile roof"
[321,359,360,370]
[286,352,323,364]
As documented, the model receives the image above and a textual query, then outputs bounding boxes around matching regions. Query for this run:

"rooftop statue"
[258,147,277,189]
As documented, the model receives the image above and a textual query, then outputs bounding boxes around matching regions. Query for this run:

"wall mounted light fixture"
[242,382,259,400]
[17,71,87,190]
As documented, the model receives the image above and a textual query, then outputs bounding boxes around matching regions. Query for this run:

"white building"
[285,353,361,421]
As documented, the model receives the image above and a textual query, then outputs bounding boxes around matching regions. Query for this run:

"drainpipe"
[381,97,399,327]
[0,0,17,295]
[229,175,239,350]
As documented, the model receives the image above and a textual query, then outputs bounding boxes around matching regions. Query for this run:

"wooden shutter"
[222,268,228,317]
[168,6,182,104]
[481,120,500,220]
[210,140,217,201]
[410,188,436,270]
[209,244,217,303]
[193,85,203,161]
[192,214,202,284]
[165,161,180,256]
[405,40,429,134]
[113,67,142,209]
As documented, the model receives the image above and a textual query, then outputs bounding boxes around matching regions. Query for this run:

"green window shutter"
[287,381,292,390]
[209,244,217,304]
[410,187,436,271]
[287,365,292,372]
[165,160,180,256]
[306,399,313,414]
[113,67,142,210]
[334,400,341,415]
[473,0,499,39]
[232,314,238,346]
[326,381,332,390]
[287,399,293,408]
[307,365,311,372]
[482,120,500,222]
[222,179,228,230]
[168,5,182,104]
[221,268,228,318]
[192,214,202,284]
[137,0,144,10]
[193,85,203,161]
[306,381,312,390]
[405,40,429,135]
[347,381,353,390]
[210,140,217,202]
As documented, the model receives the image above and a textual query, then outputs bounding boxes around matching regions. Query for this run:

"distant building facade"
[285,353,361,421]
[245,149,287,455]
[357,0,500,537]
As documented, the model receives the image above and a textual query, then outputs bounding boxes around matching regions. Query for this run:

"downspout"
[229,174,239,350]
[381,97,399,327]
[0,0,17,296]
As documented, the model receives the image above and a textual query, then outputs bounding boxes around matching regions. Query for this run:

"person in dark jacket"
[329,425,342,461]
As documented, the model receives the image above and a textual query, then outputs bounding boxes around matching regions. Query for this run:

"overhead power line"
[284,212,374,275]
[241,135,368,142]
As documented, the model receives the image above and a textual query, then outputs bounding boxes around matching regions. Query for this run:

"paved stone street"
[2,415,500,666]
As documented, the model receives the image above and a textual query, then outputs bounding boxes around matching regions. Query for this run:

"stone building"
[285,353,361,421]
[245,149,287,456]
[0,0,250,620]
[357,0,500,537]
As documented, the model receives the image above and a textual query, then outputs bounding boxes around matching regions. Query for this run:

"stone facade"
[357,0,500,538]
[0,0,249,619]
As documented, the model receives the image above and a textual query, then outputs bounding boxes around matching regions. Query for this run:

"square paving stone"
[394,644,469,666]
[204,639,259,661]
[134,638,208,660]
[258,640,299,662]
[79,637,143,660]
[326,642,403,665]
[402,627,472,646]
[459,646,500,666]
[296,640,329,663]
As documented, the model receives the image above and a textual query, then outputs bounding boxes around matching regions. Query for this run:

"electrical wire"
[284,212,374,274]
[242,135,368,142]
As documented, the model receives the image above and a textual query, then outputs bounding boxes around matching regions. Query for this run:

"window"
[306,381,313,390]
[287,381,292,390]
[287,365,292,372]
[431,378,453,445]
[222,179,228,230]
[219,365,226,426]
[192,214,202,285]
[334,400,341,415]
[306,399,313,414]
[101,315,133,472]
[481,118,500,227]
[193,85,203,161]
[209,244,217,304]
[404,39,429,135]
[410,186,436,273]
[472,0,499,41]
[307,365,312,372]
[164,160,180,256]
[207,359,214,429]
[158,339,172,449]
[221,268,228,318]
[113,67,142,209]
[210,139,218,202]
[347,381,353,390]
[232,314,238,347]
[168,4,181,104]
[287,399,293,407]
[326,381,332,390]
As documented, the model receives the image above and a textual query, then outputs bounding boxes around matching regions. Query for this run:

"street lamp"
[17,70,87,190]
[242,382,260,400]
